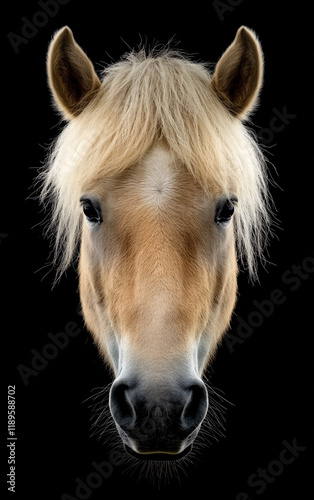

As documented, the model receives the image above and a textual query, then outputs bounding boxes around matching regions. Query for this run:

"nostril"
[181,382,208,431]
[109,382,135,430]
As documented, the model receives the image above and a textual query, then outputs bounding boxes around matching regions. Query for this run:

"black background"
[2,1,312,499]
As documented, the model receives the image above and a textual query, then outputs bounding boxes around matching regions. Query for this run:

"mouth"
[124,444,193,461]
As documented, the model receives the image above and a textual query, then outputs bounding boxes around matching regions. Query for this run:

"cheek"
[211,246,238,344]
[79,256,120,371]
[78,230,108,343]
[78,227,134,357]
[195,255,238,372]
[78,255,100,338]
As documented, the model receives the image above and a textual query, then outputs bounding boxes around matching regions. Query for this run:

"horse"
[40,25,271,461]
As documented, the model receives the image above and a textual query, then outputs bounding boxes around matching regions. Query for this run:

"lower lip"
[124,444,193,461]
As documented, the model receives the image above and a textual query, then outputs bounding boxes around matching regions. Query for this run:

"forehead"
[96,144,211,218]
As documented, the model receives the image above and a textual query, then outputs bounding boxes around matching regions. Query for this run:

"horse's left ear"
[212,26,263,120]
[47,26,101,119]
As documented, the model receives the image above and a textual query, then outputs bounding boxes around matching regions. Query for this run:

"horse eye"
[215,198,236,227]
[81,198,102,225]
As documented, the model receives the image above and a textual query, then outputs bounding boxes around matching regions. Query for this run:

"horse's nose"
[109,378,208,456]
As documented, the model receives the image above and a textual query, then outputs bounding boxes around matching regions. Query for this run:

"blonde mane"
[39,48,271,281]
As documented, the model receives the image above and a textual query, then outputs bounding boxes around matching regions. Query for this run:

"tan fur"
[79,146,238,370]
[40,26,272,374]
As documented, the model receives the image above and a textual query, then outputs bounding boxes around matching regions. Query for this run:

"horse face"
[79,145,238,458]
[45,25,265,460]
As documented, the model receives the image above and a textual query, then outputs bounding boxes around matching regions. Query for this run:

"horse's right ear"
[211,26,263,120]
[47,26,101,120]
